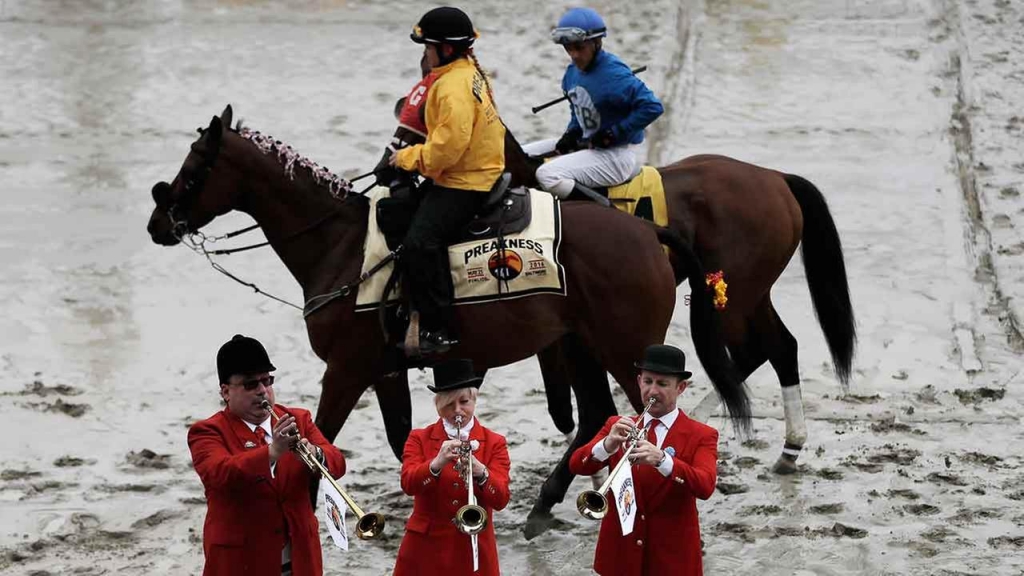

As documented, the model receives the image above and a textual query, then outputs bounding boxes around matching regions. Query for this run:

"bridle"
[156,126,388,317]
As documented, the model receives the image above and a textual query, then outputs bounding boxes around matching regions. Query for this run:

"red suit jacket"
[393,419,511,576]
[570,409,718,576]
[188,406,345,576]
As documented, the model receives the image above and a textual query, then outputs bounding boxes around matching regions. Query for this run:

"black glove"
[374,150,400,188]
[591,127,617,149]
[555,128,583,155]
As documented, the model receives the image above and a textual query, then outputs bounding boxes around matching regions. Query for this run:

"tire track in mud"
[645,0,700,166]
[943,0,1024,355]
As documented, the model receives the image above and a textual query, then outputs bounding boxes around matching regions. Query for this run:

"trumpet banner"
[323,480,349,551]
[610,466,638,536]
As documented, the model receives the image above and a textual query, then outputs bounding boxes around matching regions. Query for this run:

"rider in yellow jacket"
[388,6,506,356]
[393,57,504,191]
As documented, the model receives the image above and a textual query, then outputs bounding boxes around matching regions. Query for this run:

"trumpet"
[576,397,658,520]
[452,415,488,536]
[261,400,386,540]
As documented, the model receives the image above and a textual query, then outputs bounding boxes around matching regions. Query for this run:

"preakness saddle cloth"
[355,187,567,311]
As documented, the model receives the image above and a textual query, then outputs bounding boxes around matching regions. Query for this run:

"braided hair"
[468,50,498,112]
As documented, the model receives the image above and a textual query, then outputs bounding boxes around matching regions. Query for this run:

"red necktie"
[646,418,660,447]
[254,426,268,446]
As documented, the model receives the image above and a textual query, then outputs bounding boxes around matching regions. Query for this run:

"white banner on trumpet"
[610,466,638,536]
[323,480,350,551]
[472,533,480,572]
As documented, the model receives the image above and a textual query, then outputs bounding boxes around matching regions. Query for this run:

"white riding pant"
[521,138,641,199]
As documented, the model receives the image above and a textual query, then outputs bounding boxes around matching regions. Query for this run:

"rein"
[176,213,397,317]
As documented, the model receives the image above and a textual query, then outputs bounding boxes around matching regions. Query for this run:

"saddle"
[375,172,532,250]
[598,166,666,225]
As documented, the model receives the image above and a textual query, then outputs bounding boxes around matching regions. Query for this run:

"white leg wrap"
[781,385,808,447]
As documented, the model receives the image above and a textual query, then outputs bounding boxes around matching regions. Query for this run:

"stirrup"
[418,329,458,355]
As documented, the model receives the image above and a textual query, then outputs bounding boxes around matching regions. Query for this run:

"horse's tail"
[784,173,857,387]
[656,227,751,433]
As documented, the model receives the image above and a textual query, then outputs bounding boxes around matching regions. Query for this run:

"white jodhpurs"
[521,138,641,199]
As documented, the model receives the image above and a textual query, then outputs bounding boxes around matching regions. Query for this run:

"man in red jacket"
[188,334,346,576]
[570,344,719,576]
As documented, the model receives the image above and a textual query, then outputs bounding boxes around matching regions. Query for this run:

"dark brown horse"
[146,106,749,533]
[504,131,856,492]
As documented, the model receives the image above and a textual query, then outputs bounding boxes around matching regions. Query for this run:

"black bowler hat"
[217,334,276,384]
[428,359,483,393]
[635,344,692,379]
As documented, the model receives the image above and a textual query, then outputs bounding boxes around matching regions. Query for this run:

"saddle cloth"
[607,166,668,226]
[355,188,567,311]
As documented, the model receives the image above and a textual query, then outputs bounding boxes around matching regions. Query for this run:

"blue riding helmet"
[551,7,607,45]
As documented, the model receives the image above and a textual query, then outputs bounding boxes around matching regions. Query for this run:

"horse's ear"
[220,105,233,130]
[207,115,223,149]
[393,97,406,121]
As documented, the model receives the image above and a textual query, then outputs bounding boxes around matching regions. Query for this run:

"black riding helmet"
[410,6,478,48]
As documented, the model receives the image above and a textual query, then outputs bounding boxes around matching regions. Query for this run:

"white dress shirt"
[591,407,681,477]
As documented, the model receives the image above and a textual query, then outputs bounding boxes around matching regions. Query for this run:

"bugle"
[261,400,386,540]
[576,397,657,520]
[452,415,488,536]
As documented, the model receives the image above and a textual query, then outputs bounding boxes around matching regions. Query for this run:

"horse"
[146,105,750,534]
[504,130,857,485]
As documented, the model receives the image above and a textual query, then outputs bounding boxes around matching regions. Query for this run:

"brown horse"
[504,131,857,483]
[146,106,750,532]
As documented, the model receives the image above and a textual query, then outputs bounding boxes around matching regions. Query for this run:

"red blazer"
[188,406,345,576]
[393,419,511,576]
[570,409,718,576]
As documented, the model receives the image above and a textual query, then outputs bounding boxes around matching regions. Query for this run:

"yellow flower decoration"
[705,271,728,311]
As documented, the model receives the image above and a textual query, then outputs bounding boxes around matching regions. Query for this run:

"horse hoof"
[523,509,556,541]
[772,457,799,475]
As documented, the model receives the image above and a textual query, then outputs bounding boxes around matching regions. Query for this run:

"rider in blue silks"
[523,7,664,201]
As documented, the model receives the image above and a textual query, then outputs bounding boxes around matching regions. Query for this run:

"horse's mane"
[235,124,353,198]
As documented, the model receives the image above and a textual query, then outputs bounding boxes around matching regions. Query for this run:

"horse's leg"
[307,358,377,506]
[373,370,411,461]
[524,334,614,541]
[761,304,804,475]
[313,358,377,444]
[537,338,577,436]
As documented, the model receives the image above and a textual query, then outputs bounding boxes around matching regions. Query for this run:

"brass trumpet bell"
[455,502,488,535]
[356,512,387,540]
[575,489,608,520]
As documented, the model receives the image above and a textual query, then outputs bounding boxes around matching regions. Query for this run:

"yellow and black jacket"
[394,58,505,191]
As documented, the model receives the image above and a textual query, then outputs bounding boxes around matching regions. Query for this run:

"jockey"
[387,6,506,356]
[522,7,664,201]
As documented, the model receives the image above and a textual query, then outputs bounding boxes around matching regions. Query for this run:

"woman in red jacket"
[393,359,511,576]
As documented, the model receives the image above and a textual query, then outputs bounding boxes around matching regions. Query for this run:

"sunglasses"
[239,375,275,390]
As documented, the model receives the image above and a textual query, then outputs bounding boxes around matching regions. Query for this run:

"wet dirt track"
[1,0,1022,574]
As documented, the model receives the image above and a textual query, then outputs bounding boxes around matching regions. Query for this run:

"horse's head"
[147,105,243,246]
